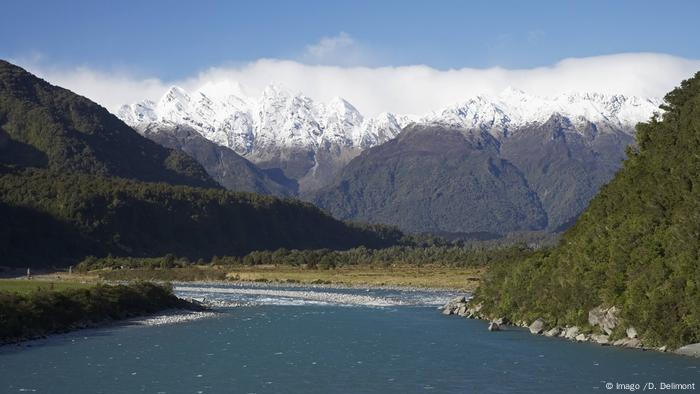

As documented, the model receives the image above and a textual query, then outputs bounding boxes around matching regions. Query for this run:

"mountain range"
[119,83,661,235]
[0,60,400,267]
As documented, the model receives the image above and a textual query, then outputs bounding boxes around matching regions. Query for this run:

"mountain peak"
[117,82,661,179]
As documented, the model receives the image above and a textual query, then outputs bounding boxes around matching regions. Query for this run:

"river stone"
[456,305,468,316]
[441,296,469,315]
[674,343,700,357]
[563,326,580,339]
[626,327,638,339]
[488,322,501,332]
[529,319,545,335]
[493,317,508,326]
[591,334,610,345]
[616,338,642,348]
[543,327,561,337]
[575,333,590,342]
[612,338,625,346]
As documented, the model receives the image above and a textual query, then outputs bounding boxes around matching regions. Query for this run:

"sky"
[2,0,700,115]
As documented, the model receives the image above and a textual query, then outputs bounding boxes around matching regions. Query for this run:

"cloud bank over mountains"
[15,52,700,117]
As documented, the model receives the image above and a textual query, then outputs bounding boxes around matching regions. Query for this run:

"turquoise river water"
[0,284,698,393]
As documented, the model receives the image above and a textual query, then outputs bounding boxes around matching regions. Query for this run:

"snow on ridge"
[117,83,662,157]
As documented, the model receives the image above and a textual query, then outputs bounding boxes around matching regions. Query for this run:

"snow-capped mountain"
[119,83,404,156]
[118,84,661,194]
[420,87,661,137]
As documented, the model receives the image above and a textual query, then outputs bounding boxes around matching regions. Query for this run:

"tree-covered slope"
[0,167,402,267]
[0,60,216,188]
[313,125,548,235]
[0,60,402,268]
[473,72,700,348]
[500,115,635,231]
[141,124,296,196]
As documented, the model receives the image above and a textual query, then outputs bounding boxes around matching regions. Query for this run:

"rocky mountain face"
[119,84,661,235]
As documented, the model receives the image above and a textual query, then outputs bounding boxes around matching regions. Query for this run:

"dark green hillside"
[0,60,215,187]
[474,72,700,348]
[0,168,401,267]
[500,114,634,231]
[314,125,548,234]
[0,60,402,268]
[142,124,295,196]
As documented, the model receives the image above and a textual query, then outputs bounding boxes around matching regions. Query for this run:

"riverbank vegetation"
[472,72,700,349]
[71,243,535,289]
[0,282,197,344]
[0,279,91,294]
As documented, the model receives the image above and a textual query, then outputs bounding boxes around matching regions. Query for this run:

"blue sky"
[3,0,700,78]
[3,1,700,115]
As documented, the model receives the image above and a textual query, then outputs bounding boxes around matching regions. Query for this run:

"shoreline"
[171,279,465,293]
[440,296,700,359]
[1,282,455,349]
[0,308,220,351]
[0,282,208,348]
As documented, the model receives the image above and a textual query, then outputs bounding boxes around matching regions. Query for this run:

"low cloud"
[13,53,700,117]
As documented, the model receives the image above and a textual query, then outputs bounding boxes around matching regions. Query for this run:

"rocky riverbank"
[440,296,700,358]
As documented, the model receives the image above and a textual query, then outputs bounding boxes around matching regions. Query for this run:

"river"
[0,283,697,393]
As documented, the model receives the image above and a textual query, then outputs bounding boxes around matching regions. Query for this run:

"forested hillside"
[0,60,402,268]
[0,60,216,187]
[473,72,700,348]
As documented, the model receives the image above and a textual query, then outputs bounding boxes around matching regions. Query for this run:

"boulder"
[493,317,508,326]
[488,322,501,332]
[591,334,610,345]
[613,338,642,348]
[575,333,590,342]
[588,305,621,335]
[529,318,545,335]
[588,306,606,327]
[543,327,561,337]
[602,306,620,335]
[626,327,638,339]
[674,343,700,358]
[563,326,580,339]
[456,305,468,316]
[441,296,469,315]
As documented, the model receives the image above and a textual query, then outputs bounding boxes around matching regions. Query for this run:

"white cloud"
[301,32,370,66]
[14,53,700,117]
